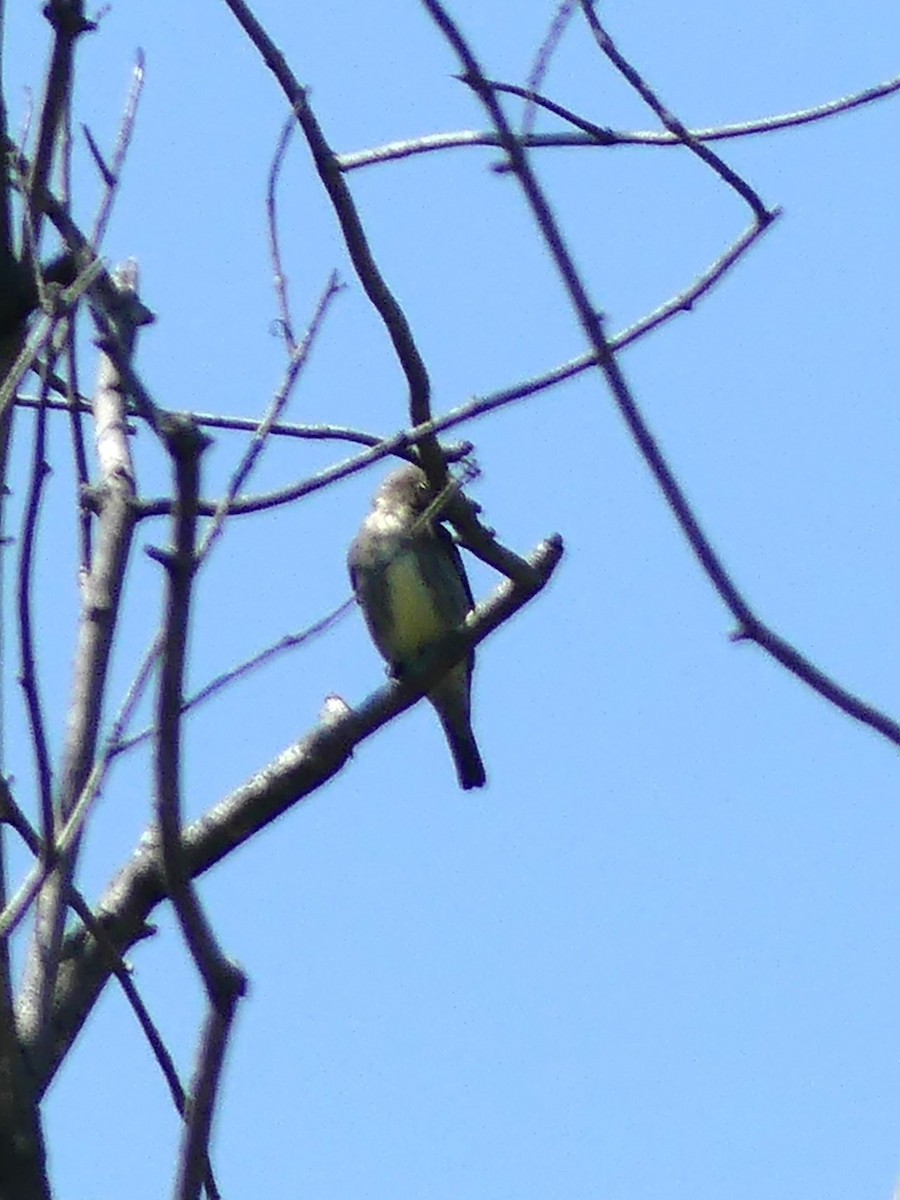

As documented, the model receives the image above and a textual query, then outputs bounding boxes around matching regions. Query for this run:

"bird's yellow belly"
[383,551,446,660]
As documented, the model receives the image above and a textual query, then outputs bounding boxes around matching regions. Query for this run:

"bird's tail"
[438,710,487,790]
[430,674,487,790]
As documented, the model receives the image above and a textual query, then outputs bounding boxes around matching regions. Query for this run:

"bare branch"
[151,413,246,1200]
[17,357,55,845]
[490,79,617,141]
[26,0,97,253]
[0,312,62,418]
[152,415,218,986]
[112,599,355,757]
[0,781,220,1196]
[419,0,900,757]
[521,1,577,137]
[17,264,142,1070]
[578,1,771,219]
[134,210,775,531]
[36,532,564,1095]
[89,49,146,250]
[266,115,298,348]
[186,412,385,445]
[198,270,342,561]
[338,74,900,170]
[175,1002,239,1200]
[16,391,389,452]
[60,320,92,572]
[218,0,446,478]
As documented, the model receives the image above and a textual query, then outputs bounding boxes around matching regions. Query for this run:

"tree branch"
[219,0,446,477]
[151,413,246,1200]
[33,532,564,1095]
[418,0,900,754]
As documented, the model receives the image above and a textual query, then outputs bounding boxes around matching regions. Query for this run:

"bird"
[348,463,487,790]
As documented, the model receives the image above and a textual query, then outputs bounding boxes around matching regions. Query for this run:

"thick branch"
[33,533,564,1094]
[16,268,141,1068]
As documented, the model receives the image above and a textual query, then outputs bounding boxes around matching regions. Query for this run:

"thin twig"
[266,116,297,348]
[198,271,342,562]
[186,412,383,444]
[63,326,92,571]
[489,80,619,141]
[218,0,445,480]
[338,74,900,170]
[1,620,159,943]
[521,1,577,137]
[139,437,425,518]
[578,1,770,220]
[610,218,777,348]
[108,632,161,747]
[17,356,56,849]
[0,858,50,941]
[47,0,94,578]
[112,599,354,757]
[136,209,771,530]
[420,0,900,754]
[82,125,114,185]
[89,50,145,250]
[16,391,390,450]
[0,314,59,418]
[364,215,776,433]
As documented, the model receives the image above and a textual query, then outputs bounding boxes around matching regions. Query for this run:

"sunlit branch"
[219,0,446,479]
[338,74,900,171]
[421,0,900,757]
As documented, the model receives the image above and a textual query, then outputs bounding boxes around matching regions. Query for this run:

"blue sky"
[5,2,900,1197]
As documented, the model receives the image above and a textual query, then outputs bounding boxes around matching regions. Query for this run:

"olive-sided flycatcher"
[348,464,486,790]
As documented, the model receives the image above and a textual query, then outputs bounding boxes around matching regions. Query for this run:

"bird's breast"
[381,548,448,660]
